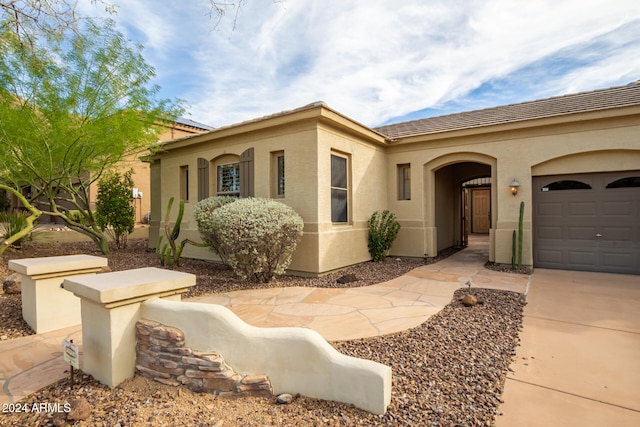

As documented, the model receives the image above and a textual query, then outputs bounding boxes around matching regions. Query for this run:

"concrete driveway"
[496,269,640,427]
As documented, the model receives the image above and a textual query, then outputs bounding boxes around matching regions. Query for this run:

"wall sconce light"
[510,179,520,196]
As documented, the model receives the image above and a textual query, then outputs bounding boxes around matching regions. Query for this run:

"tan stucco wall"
[315,123,388,273]
[149,109,388,275]
[386,149,497,259]
[151,104,640,274]
[86,151,149,223]
[87,122,208,224]
[150,120,324,273]
[387,111,640,266]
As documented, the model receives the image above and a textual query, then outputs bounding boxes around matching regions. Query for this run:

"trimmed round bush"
[196,197,304,283]
[194,196,239,262]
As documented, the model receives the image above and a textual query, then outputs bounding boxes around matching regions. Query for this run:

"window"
[541,180,591,191]
[606,177,640,188]
[217,163,240,196]
[272,151,285,198]
[331,153,348,223]
[180,165,189,201]
[397,164,411,200]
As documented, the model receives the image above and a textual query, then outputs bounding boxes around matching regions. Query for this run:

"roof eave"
[390,105,640,144]
[158,103,388,152]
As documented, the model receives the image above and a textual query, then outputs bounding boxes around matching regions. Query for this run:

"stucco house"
[87,117,213,223]
[148,82,640,276]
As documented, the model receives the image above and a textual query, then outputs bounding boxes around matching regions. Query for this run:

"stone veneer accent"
[135,319,272,398]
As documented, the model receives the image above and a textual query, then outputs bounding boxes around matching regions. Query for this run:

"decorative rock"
[51,413,67,427]
[241,374,269,385]
[336,274,358,284]
[154,377,181,386]
[203,376,238,392]
[461,294,478,307]
[135,320,272,398]
[67,398,91,421]
[2,273,21,294]
[235,380,273,398]
[276,393,293,404]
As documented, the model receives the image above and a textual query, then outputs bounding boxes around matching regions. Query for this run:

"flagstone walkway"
[189,235,530,341]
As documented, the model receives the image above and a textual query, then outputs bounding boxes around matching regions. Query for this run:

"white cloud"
[79,0,640,127]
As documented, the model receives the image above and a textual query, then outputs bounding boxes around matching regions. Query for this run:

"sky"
[79,0,640,128]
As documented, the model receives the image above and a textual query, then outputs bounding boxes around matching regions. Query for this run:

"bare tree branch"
[0,0,116,45]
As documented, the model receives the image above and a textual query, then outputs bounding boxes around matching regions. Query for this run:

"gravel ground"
[1,239,525,426]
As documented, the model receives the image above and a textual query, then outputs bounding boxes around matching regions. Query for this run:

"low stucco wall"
[141,298,391,415]
[9,254,108,333]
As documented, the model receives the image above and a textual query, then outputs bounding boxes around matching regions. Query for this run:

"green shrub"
[0,210,32,247]
[367,210,401,262]
[95,170,135,249]
[197,197,303,283]
[193,196,239,262]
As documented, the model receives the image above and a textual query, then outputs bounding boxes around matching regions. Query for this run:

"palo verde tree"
[1,0,250,44]
[1,0,116,44]
[0,19,182,254]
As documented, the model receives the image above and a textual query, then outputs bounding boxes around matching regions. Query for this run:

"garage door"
[533,171,640,275]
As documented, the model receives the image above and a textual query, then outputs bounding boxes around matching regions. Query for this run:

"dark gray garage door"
[533,171,640,275]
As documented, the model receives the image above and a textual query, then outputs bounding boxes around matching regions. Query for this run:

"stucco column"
[8,255,108,333]
[148,159,162,250]
[62,267,195,388]
[494,172,533,266]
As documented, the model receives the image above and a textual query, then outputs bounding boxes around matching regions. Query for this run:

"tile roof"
[374,81,640,139]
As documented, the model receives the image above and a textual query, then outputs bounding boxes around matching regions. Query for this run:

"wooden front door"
[471,188,490,234]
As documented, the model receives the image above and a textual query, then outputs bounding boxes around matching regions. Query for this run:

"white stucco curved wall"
[141,298,391,415]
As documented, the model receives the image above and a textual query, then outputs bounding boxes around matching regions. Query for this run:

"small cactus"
[156,197,207,269]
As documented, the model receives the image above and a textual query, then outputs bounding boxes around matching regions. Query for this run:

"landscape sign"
[62,339,79,369]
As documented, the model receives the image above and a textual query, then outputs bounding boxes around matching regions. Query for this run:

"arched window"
[541,180,592,191]
[605,177,640,188]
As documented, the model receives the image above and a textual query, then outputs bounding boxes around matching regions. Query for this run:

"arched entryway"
[423,154,496,260]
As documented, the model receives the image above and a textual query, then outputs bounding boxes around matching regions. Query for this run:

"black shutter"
[240,148,254,197]
[197,158,209,201]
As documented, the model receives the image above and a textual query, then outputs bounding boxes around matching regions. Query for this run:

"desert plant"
[193,195,239,263]
[157,197,207,269]
[95,170,135,249]
[67,210,92,226]
[367,210,401,262]
[0,210,33,248]
[197,197,303,283]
